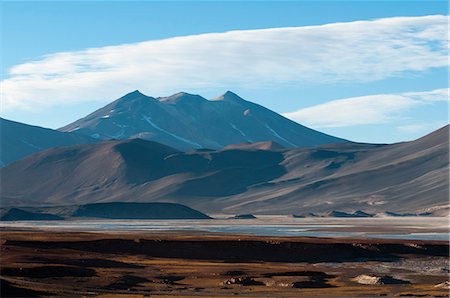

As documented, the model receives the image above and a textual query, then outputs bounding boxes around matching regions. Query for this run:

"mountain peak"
[60,90,345,151]
[113,90,156,107]
[158,92,207,104]
[224,90,239,97]
[215,91,247,103]
[122,90,146,98]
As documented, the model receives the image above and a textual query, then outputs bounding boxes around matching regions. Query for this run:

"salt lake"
[1,216,448,241]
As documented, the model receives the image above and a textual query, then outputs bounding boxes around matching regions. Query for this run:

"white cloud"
[396,121,448,134]
[403,88,449,102]
[283,88,449,128]
[1,15,448,111]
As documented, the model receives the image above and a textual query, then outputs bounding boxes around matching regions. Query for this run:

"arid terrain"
[2,120,448,216]
[2,2,449,297]
[1,229,449,297]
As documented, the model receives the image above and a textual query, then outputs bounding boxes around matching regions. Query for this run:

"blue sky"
[1,1,448,143]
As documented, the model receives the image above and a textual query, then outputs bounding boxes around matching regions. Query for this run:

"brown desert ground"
[1,229,449,297]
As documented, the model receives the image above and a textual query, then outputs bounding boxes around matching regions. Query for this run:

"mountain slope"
[59,90,345,150]
[0,118,96,166]
[232,125,449,215]
[1,126,448,215]
[224,141,285,151]
[0,208,64,221]
[72,202,211,219]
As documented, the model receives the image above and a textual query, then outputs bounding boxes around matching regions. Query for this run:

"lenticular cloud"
[2,15,448,110]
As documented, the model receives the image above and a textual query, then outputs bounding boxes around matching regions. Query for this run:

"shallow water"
[1,217,449,240]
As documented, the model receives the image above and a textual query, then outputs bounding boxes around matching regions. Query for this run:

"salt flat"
[2,216,448,240]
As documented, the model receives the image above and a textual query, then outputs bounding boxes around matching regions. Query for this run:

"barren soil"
[1,229,449,297]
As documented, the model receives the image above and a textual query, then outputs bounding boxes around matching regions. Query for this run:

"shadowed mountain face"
[0,202,211,220]
[0,139,286,208]
[1,126,448,215]
[59,91,345,150]
[72,202,210,219]
[0,118,96,166]
[0,208,64,221]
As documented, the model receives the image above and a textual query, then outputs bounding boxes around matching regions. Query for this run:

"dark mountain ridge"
[0,208,64,221]
[0,118,96,166]
[73,202,211,219]
[59,90,345,150]
[0,202,210,220]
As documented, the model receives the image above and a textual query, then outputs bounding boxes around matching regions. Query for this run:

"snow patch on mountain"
[58,91,346,150]
[142,115,201,148]
[67,126,80,132]
[230,123,252,142]
[21,140,42,150]
[264,124,296,147]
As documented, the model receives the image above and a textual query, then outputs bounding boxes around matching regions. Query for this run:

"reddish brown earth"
[1,230,449,297]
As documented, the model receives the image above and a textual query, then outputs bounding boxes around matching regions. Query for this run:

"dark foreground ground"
[1,229,449,297]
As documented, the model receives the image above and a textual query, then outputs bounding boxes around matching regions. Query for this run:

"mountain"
[0,118,96,166]
[1,125,448,215]
[0,202,210,220]
[0,138,284,207]
[72,202,211,219]
[0,208,64,221]
[59,90,345,150]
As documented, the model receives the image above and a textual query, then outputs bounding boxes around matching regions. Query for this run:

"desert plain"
[1,225,449,298]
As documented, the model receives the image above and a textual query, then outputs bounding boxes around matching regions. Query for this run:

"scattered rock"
[223,277,264,286]
[263,271,336,288]
[353,274,410,285]
[353,274,380,285]
[263,280,292,287]
[434,281,450,289]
